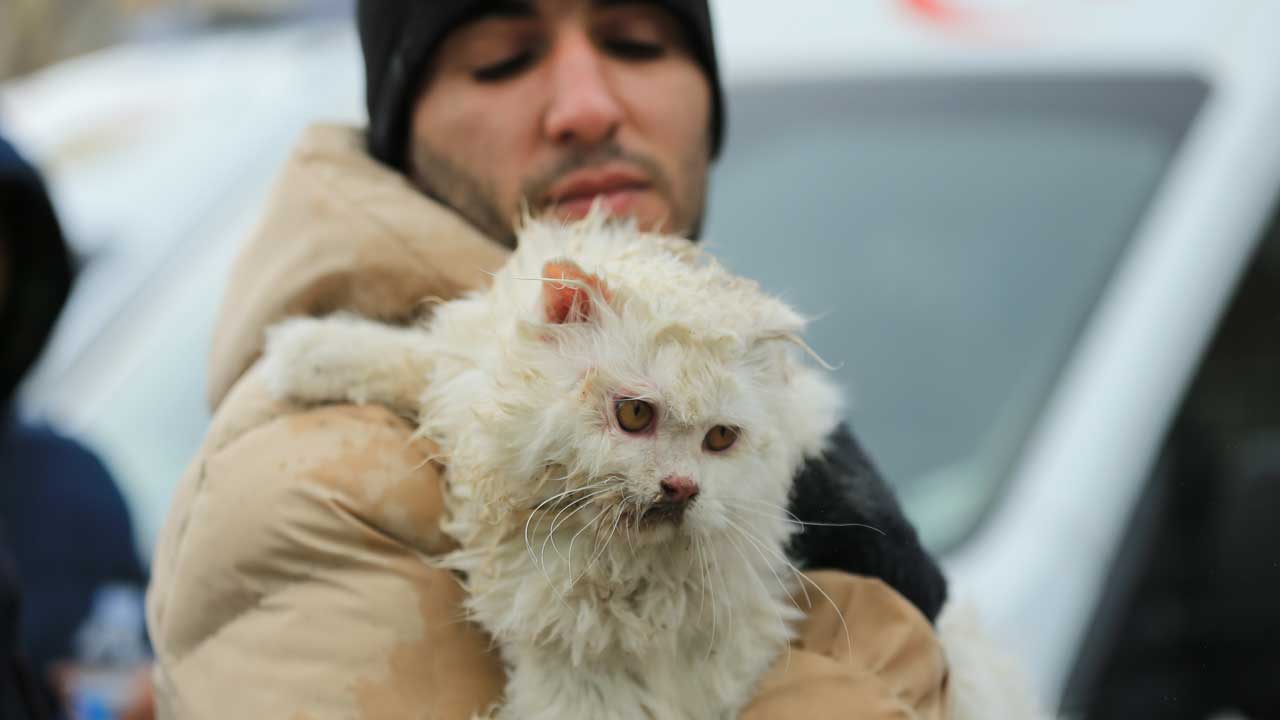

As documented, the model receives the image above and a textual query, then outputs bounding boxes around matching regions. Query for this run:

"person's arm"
[743,571,951,719]
[742,425,954,718]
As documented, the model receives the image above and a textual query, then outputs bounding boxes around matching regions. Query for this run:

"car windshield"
[59,74,1204,559]
[703,75,1205,550]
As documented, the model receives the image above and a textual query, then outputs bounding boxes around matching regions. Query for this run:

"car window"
[1062,195,1280,717]
[52,74,1206,560]
[704,75,1206,550]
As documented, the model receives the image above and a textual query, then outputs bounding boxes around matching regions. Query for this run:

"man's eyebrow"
[593,0,665,8]
[456,0,536,26]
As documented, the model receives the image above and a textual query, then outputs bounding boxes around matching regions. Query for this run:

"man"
[147,1,952,717]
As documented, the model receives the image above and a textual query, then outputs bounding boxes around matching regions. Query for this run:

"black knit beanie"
[357,0,724,171]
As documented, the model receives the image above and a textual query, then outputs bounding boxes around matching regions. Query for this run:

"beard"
[407,138,707,247]
[408,140,519,247]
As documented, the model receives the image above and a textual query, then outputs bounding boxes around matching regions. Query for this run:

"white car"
[5,1,1280,715]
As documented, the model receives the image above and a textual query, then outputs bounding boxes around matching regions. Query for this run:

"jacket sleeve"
[742,572,952,719]
[146,390,504,720]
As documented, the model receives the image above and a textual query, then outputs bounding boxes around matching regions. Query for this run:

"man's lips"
[544,166,652,214]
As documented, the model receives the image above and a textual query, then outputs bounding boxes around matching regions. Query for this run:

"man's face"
[408,0,712,246]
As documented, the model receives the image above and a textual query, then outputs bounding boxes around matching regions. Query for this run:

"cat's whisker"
[528,480,608,552]
[722,497,807,526]
[577,505,613,582]
[698,536,720,664]
[724,518,854,663]
[564,504,613,581]
[693,535,708,621]
[576,502,625,585]
[535,493,591,570]
[722,529,793,672]
[722,517,802,612]
[793,570,853,664]
[538,487,614,584]
[527,490,577,586]
[527,480,609,514]
[540,486,614,562]
[709,537,735,651]
[564,500,613,566]
[621,500,637,556]
[629,497,646,552]
[590,501,614,549]
[695,535,717,663]
[524,481,608,568]
[725,514,814,612]
[724,498,886,535]
[406,451,449,473]
[631,496,643,539]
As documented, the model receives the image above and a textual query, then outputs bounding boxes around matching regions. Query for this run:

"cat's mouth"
[639,500,688,528]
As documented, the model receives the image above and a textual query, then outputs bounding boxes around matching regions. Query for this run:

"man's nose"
[542,30,624,147]
[659,475,700,504]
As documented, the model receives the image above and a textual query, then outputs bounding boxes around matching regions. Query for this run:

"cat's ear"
[541,260,612,324]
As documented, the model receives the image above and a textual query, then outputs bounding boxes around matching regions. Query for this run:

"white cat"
[263,215,1040,719]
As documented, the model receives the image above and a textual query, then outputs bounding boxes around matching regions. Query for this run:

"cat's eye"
[704,425,738,452]
[616,399,655,433]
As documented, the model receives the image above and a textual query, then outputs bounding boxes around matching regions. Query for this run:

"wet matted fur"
[264,215,1035,719]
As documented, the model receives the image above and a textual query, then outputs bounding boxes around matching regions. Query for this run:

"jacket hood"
[0,136,73,409]
[207,124,509,409]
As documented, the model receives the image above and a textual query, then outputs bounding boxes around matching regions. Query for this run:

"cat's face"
[480,251,840,553]
[573,356,789,546]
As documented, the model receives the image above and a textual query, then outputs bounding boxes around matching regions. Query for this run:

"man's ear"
[541,259,612,324]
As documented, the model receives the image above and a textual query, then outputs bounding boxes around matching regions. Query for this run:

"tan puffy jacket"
[146,125,952,719]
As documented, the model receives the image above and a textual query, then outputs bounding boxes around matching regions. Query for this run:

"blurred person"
[0,136,154,720]
[0,0,124,81]
[146,2,954,718]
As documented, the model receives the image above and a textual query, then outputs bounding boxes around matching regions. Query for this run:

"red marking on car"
[904,0,966,23]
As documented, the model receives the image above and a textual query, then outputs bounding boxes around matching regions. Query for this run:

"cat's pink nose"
[660,475,699,504]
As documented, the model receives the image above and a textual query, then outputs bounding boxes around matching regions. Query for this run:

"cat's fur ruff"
[263,215,1039,719]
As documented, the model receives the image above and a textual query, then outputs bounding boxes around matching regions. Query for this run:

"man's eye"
[473,52,534,82]
[604,39,665,61]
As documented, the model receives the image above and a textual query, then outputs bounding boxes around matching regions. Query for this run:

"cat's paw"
[262,314,432,416]
[261,316,356,405]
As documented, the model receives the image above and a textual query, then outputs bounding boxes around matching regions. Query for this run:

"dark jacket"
[0,413,148,716]
[1,539,47,719]
[0,134,70,720]
[1,135,147,718]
